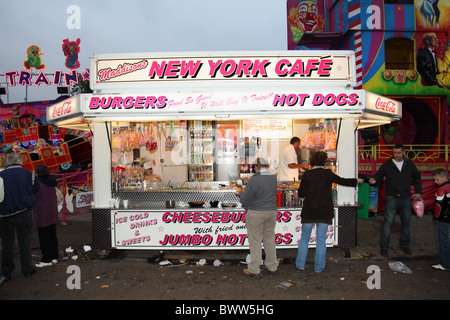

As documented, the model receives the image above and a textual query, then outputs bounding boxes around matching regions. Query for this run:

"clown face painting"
[287,0,324,48]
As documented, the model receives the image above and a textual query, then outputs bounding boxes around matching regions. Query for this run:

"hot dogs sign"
[111,209,337,249]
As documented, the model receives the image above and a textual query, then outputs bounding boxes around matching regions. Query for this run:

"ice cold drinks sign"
[111,210,337,249]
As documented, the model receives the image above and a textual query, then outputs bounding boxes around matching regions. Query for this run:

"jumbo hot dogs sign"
[111,209,337,249]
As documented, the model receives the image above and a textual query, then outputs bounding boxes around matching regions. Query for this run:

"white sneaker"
[432,264,449,271]
[35,261,52,268]
[52,259,58,264]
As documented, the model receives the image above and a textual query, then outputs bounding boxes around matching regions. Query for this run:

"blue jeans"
[434,220,450,269]
[296,223,328,273]
[380,196,412,250]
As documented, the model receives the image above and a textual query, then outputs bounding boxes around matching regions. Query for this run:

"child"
[432,169,450,271]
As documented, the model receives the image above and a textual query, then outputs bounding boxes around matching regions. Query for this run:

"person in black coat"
[296,151,362,273]
[416,32,440,86]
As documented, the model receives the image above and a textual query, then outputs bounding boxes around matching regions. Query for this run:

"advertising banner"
[83,90,365,116]
[111,209,338,250]
[90,52,355,90]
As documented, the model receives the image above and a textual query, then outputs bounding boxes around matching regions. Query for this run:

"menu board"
[242,119,292,139]
[111,209,337,250]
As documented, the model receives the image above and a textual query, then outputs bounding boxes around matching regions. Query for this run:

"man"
[416,32,440,86]
[278,136,308,181]
[369,144,422,257]
[0,153,40,287]
[431,169,450,271]
[239,157,278,278]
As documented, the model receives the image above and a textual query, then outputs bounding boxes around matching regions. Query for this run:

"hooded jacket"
[0,164,39,217]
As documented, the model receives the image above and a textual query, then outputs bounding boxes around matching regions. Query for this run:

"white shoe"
[432,264,449,271]
[52,259,58,264]
[35,261,52,268]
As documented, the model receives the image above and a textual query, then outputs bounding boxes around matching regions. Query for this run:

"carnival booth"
[47,51,401,255]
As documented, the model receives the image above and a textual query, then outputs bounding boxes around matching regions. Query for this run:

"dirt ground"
[1,211,449,306]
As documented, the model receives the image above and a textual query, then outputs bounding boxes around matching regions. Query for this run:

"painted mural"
[361,0,450,96]
[356,0,450,149]
[288,0,449,149]
[287,0,325,50]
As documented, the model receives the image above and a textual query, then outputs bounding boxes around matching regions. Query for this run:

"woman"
[296,151,362,273]
[33,164,59,267]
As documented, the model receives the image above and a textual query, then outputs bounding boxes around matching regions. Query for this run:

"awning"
[47,51,401,129]
[47,89,401,129]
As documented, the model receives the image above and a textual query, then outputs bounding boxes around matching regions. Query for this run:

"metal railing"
[52,167,93,224]
[358,144,449,175]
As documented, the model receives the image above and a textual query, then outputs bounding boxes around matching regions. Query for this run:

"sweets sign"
[111,210,337,249]
[91,52,355,89]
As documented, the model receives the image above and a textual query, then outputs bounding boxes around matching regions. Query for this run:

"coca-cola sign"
[365,92,401,119]
[52,101,72,118]
[374,97,397,114]
[47,96,81,122]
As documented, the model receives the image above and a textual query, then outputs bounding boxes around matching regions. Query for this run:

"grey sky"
[0,0,287,104]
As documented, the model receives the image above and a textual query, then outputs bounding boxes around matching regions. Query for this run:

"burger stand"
[47,51,401,257]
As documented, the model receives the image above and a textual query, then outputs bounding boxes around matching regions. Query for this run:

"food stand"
[47,51,401,254]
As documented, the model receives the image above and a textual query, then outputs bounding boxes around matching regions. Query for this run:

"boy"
[432,169,450,270]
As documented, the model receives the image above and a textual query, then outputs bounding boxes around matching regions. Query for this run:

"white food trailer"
[47,51,401,255]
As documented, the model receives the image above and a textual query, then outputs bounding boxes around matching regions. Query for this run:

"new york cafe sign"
[90,51,356,90]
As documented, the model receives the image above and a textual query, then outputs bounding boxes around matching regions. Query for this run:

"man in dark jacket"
[369,144,422,257]
[416,32,440,86]
[0,153,39,287]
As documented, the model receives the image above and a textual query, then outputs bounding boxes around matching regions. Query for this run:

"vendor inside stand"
[109,118,338,192]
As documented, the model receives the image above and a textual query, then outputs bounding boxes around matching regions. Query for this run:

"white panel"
[336,118,357,204]
[92,122,112,208]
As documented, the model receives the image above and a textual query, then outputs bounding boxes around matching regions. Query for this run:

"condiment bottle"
[276,190,283,207]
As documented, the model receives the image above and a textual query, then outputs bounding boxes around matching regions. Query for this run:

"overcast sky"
[0,0,287,104]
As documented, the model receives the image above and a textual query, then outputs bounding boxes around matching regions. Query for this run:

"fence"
[358,144,449,176]
[53,167,93,225]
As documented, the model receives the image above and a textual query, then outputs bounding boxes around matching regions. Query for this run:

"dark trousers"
[37,224,59,263]
[0,210,34,277]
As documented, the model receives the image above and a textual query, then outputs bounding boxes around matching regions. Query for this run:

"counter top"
[107,203,361,211]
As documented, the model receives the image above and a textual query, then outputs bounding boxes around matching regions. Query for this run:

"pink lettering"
[375,98,397,113]
[148,60,202,79]
[52,101,72,118]
[275,58,332,77]
[33,71,51,86]
[208,60,223,77]
[98,59,148,81]
[4,71,17,86]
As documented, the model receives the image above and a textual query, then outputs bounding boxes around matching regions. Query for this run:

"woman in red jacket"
[296,151,362,273]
